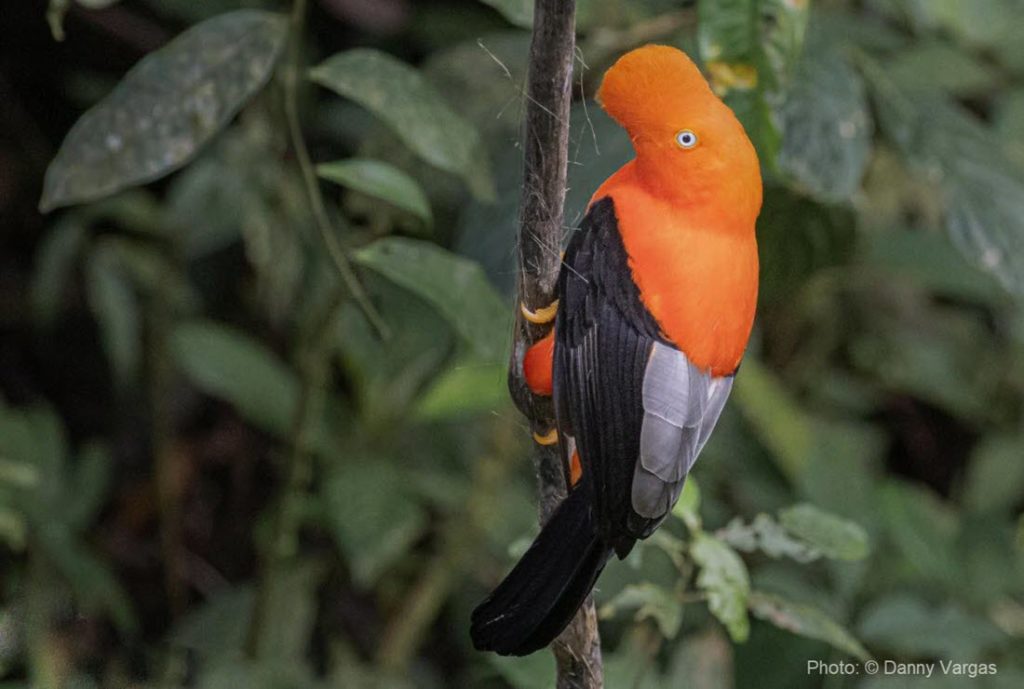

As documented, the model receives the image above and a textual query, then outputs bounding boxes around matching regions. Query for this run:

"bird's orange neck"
[591,162,759,375]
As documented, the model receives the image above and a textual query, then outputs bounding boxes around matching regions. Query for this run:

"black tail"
[470,484,612,656]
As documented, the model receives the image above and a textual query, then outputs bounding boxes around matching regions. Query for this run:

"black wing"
[553,197,665,556]
[553,197,734,557]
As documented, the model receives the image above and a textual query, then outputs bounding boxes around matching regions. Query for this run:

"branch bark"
[508,2,603,687]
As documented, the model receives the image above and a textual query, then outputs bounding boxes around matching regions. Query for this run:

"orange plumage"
[523,330,554,395]
[594,45,761,375]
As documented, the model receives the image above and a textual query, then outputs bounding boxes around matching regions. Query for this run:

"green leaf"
[731,356,813,481]
[170,586,254,659]
[996,89,1024,168]
[698,0,810,163]
[252,563,324,663]
[65,444,112,529]
[310,49,494,201]
[889,42,996,96]
[851,305,1001,423]
[326,646,417,689]
[414,360,508,420]
[914,0,1018,50]
[100,238,177,296]
[0,508,27,551]
[672,478,702,531]
[199,659,318,689]
[31,218,88,327]
[860,228,1006,305]
[46,0,122,41]
[322,458,425,587]
[800,421,887,519]
[0,458,40,490]
[171,321,298,439]
[599,583,683,639]
[86,244,141,387]
[163,116,300,261]
[603,627,671,688]
[165,156,244,258]
[353,238,510,361]
[0,404,68,514]
[37,525,136,632]
[423,31,532,146]
[749,591,871,661]
[477,0,533,27]
[691,532,751,642]
[778,34,872,202]
[757,190,857,305]
[334,278,454,423]
[778,503,870,561]
[861,56,1024,296]
[879,480,962,587]
[317,159,432,224]
[40,10,287,211]
[963,434,1024,514]
[857,594,1007,659]
[718,514,819,563]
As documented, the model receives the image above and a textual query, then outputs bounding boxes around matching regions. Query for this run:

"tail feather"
[471,484,612,656]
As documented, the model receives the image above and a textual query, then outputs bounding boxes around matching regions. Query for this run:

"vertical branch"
[508,2,603,687]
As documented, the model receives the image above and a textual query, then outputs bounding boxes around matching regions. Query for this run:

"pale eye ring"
[675,129,698,149]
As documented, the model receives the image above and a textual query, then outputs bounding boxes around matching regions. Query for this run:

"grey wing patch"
[631,342,734,521]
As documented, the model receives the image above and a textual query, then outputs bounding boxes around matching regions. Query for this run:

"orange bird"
[471,45,762,655]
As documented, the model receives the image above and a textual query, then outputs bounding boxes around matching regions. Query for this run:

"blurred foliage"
[1,0,1024,688]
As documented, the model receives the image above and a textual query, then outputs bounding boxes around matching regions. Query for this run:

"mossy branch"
[507,2,604,687]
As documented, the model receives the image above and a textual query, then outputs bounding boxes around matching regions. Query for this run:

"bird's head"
[597,44,762,226]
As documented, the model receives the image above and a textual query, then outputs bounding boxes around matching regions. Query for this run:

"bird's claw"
[532,428,559,446]
[521,299,559,325]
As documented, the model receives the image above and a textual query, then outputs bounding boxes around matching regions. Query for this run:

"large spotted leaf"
[40,11,286,212]
[862,56,1024,296]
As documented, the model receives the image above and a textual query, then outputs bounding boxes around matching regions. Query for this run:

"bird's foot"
[520,299,559,325]
[532,427,559,446]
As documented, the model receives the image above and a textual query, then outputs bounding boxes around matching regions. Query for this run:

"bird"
[470,44,762,656]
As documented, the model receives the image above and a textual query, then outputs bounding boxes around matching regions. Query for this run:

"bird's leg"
[523,293,559,443]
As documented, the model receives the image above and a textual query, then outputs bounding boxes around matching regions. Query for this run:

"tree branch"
[508,2,603,687]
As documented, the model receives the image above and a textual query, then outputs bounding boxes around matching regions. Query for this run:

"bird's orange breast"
[593,164,759,376]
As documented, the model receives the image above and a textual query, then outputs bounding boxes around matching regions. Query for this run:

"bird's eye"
[675,130,698,150]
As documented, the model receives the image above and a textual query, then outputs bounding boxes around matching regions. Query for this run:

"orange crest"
[597,45,715,138]
[596,44,762,227]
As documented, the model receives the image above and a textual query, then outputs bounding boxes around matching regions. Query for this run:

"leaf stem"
[281,0,389,339]
[246,285,342,657]
[247,0,377,649]
[148,245,186,618]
